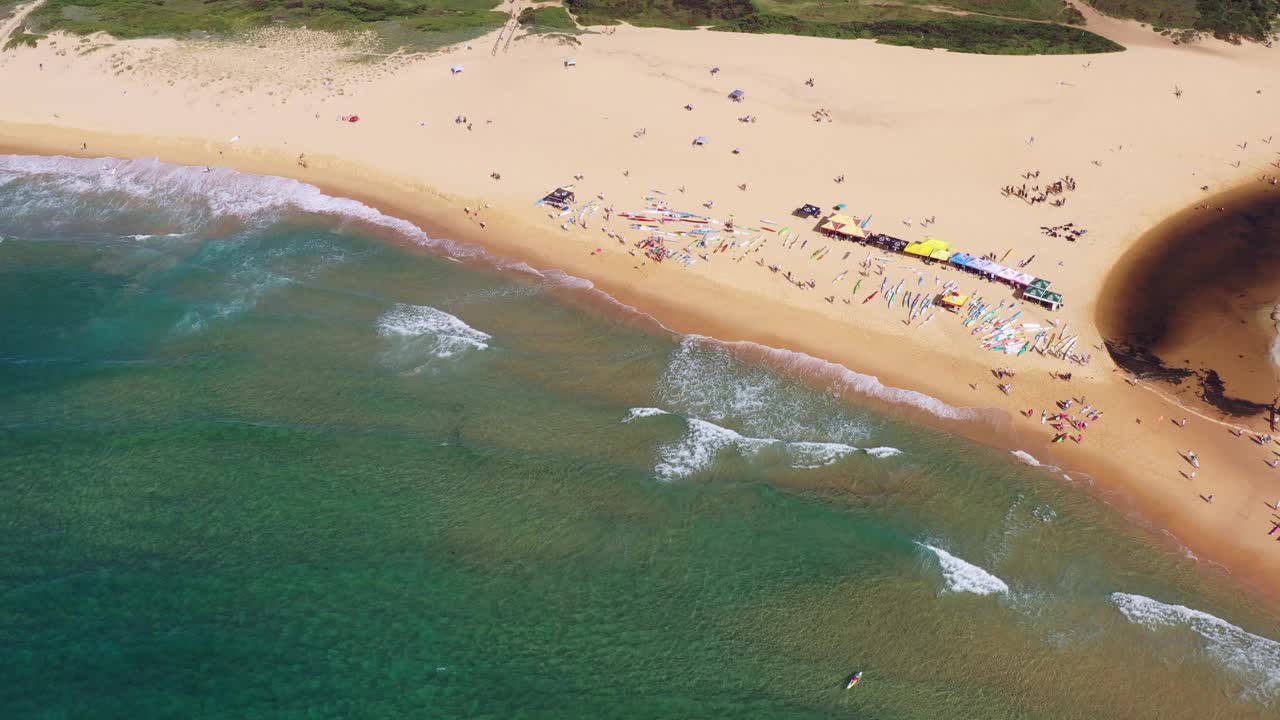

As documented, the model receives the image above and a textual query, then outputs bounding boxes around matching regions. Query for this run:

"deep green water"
[2,156,1279,719]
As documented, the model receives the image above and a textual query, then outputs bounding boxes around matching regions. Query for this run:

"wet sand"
[1098,183,1280,416]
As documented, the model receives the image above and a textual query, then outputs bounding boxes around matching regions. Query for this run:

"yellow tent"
[819,214,867,239]
[939,291,968,309]
[904,237,950,259]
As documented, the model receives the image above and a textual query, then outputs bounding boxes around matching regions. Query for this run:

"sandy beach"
[5,1,1280,606]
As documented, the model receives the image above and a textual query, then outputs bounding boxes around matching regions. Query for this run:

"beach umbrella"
[835,203,847,210]
[450,64,465,74]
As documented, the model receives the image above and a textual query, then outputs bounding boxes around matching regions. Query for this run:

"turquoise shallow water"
[2,155,1280,719]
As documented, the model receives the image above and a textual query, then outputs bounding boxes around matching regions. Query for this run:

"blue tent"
[729,89,745,101]
[949,252,976,268]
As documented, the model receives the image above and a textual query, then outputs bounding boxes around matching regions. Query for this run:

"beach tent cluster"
[813,221,1064,310]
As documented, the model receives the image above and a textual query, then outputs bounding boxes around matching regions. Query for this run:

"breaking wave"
[1111,593,1280,703]
[624,408,899,480]
[0,155,450,247]
[671,335,982,426]
[376,304,491,373]
[657,336,872,444]
[917,542,1010,596]
[1011,450,1044,467]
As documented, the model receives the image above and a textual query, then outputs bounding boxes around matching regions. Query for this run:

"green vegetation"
[722,14,1121,53]
[1083,0,1278,41]
[4,30,46,50]
[0,0,22,22]
[1083,0,1198,27]
[517,4,578,29]
[22,0,509,48]
[565,0,1121,53]
[566,0,747,27]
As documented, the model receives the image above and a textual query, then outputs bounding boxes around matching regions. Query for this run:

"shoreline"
[6,126,1280,613]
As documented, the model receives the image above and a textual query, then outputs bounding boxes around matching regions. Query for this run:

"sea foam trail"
[679,334,981,423]
[624,408,898,480]
[0,155,451,245]
[1111,593,1280,702]
[657,336,872,445]
[917,542,1010,596]
[1011,450,1044,467]
[377,304,491,359]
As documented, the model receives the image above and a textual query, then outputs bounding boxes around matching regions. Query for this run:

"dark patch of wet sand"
[1097,182,1280,417]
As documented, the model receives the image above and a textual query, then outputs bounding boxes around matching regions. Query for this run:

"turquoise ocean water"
[2,155,1279,719]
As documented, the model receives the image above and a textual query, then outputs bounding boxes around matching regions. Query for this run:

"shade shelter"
[995,267,1022,284]
[818,214,867,240]
[904,237,951,262]
[948,252,976,269]
[795,204,822,218]
[1024,284,1063,311]
[729,89,745,102]
[541,187,576,210]
[692,136,709,146]
[939,290,969,311]
[564,58,577,67]
[873,234,909,252]
[966,258,1000,276]
[450,64,464,74]
[1009,270,1036,287]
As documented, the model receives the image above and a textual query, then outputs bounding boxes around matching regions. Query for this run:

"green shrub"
[519,5,577,28]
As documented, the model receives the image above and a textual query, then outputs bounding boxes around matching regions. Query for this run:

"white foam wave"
[679,335,979,423]
[623,407,670,423]
[787,441,860,469]
[917,542,1010,596]
[127,233,188,241]
[653,417,769,480]
[1111,592,1280,702]
[625,408,898,480]
[0,154,454,250]
[377,304,491,359]
[1011,450,1042,467]
[657,336,872,445]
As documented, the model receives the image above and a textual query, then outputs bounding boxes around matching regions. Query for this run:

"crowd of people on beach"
[1040,223,1087,241]
[1002,173,1077,207]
